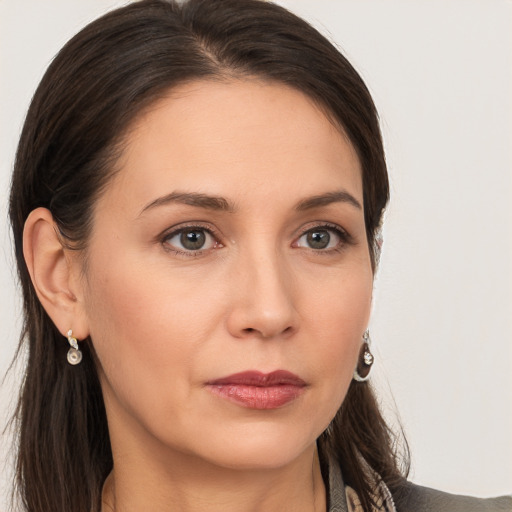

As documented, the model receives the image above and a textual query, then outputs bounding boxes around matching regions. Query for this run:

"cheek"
[85,251,213,354]
[82,249,232,411]
[82,255,197,411]
[302,267,372,410]
[303,264,372,342]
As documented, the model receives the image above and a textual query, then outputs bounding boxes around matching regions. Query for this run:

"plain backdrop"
[1,0,511,509]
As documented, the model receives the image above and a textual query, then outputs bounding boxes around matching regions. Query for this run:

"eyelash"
[160,222,353,257]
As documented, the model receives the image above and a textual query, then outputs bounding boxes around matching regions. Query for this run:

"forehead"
[105,79,363,212]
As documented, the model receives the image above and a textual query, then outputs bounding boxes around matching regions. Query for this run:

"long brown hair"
[9,1,408,510]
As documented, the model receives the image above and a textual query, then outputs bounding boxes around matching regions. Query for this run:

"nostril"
[241,326,294,338]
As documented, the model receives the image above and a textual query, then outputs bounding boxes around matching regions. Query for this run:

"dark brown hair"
[9,1,408,511]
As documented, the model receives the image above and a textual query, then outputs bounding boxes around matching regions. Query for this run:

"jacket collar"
[326,454,397,512]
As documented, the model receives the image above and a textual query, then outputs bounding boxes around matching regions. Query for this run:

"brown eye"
[306,230,331,249]
[295,226,344,251]
[180,229,206,250]
[165,228,217,252]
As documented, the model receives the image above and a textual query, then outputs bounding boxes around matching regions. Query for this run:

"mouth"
[205,370,307,410]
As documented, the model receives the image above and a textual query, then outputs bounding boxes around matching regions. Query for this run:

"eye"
[295,225,345,250]
[164,227,219,253]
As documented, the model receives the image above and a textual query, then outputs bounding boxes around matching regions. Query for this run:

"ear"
[23,207,89,340]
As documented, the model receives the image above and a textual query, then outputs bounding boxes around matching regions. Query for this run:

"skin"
[24,79,373,512]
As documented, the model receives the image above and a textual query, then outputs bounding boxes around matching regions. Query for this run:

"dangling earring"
[353,330,374,382]
[66,329,82,365]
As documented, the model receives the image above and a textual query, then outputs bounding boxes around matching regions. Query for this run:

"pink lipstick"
[206,370,307,409]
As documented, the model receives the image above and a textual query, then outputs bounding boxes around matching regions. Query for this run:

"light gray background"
[1,1,511,509]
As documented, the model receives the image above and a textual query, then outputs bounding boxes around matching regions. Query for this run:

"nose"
[226,248,299,340]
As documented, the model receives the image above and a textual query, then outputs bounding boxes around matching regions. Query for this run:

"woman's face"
[77,79,373,470]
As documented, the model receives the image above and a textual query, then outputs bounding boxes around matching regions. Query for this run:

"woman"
[7,1,511,511]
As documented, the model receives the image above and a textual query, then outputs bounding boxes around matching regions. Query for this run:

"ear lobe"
[23,207,88,339]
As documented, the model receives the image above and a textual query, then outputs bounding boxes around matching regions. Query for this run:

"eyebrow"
[138,191,235,216]
[295,190,362,211]
[138,188,362,217]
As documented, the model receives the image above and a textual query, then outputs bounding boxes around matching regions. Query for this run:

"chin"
[188,422,321,471]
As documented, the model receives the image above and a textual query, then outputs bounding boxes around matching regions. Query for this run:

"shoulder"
[399,482,512,512]
[324,453,511,512]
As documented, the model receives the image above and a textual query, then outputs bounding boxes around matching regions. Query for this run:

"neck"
[102,443,326,512]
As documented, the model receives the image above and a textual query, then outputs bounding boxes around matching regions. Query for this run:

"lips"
[206,370,307,410]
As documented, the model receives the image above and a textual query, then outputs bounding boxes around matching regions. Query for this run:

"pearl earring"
[66,330,82,365]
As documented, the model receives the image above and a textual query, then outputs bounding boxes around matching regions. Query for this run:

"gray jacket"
[327,456,512,512]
